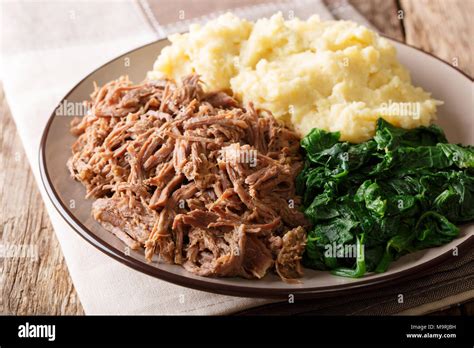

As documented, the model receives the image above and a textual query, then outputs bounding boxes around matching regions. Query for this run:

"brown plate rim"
[39,36,473,299]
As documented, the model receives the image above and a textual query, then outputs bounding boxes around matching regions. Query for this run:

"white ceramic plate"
[39,38,473,298]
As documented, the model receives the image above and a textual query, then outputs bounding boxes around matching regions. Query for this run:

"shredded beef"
[68,74,309,281]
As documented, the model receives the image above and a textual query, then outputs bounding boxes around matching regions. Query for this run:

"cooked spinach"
[298,118,474,278]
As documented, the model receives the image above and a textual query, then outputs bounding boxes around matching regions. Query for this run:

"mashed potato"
[149,13,441,143]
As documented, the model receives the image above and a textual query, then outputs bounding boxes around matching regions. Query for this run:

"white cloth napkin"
[0,0,364,314]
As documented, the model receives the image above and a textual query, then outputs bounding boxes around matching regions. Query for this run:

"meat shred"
[67,74,309,281]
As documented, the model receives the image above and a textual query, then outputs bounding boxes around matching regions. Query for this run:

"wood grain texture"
[0,0,471,315]
[0,84,84,315]
[348,0,405,40]
[400,0,473,77]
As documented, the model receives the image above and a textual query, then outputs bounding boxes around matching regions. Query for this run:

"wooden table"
[0,0,472,315]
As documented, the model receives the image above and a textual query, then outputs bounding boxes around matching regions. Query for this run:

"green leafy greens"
[297,119,474,278]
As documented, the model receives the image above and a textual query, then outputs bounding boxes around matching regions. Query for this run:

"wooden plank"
[462,300,474,316]
[348,0,405,40]
[0,83,84,315]
[400,0,473,77]
[429,304,462,316]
